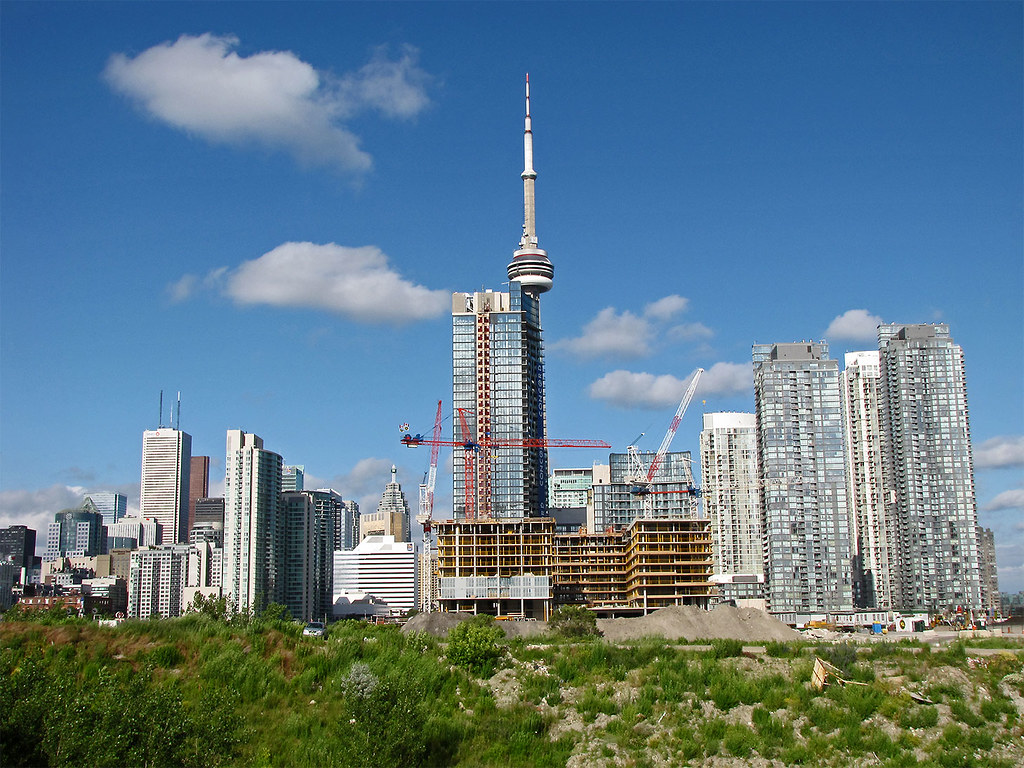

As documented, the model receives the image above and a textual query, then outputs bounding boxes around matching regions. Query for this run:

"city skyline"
[1,3,1021,589]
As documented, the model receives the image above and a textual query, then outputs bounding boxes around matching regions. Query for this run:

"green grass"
[3,614,1023,767]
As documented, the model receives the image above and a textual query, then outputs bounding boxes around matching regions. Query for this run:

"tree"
[445,618,504,674]
[548,605,601,639]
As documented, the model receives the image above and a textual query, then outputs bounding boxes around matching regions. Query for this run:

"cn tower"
[507,74,554,294]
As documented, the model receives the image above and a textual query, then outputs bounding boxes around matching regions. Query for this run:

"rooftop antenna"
[176,391,181,430]
[158,390,164,429]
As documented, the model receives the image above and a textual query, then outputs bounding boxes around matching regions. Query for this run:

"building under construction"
[435,516,712,618]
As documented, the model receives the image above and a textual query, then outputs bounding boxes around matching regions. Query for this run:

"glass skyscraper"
[452,284,548,519]
[753,342,853,616]
[878,323,981,612]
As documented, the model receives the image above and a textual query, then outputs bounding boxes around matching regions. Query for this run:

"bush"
[445,619,504,675]
[548,605,601,639]
[708,638,744,659]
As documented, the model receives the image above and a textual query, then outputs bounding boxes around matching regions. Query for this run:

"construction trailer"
[435,516,713,618]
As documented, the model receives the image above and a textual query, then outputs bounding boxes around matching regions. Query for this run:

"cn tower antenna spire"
[508,74,553,294]
[521,73,537,249]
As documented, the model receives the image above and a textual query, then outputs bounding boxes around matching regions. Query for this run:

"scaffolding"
[435,516,713,617]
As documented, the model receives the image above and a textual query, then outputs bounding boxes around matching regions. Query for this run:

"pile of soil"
[403,605,800,643]
[402,611,475,637]
[597,605,801,643]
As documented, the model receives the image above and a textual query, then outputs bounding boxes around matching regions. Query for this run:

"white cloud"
[697,362,752,396]
[336,457,395,498]
[588,370,691,409]
[668,322,714,342]
[825,309,883,341]
[985,488,1024,511]
[554,307,652,358]
[190,241,448,324]
[104,34,430,173]
[974,435,1024,469]
[554,295,709,360]
[644,295,689,321]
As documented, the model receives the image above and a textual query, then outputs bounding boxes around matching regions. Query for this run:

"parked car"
[302,621,325,637]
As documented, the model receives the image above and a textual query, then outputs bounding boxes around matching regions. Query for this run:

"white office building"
[140,428,192,545]
[333,535,417,616]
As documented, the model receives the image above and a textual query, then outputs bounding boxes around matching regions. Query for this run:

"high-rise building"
[282,465,305,492]
[129,546,189,620]
[753,342,853,617]
[85,492,127,527]
[222,430,283,614]
[591,451,698,532]
[106,516,160,549]
[193,497,225,527]
[878,323,981,612]
[336,499,360,552]
[45,499,106,559]
[841,351,893,610]
[549,467,595,510]
[452,77,553,521]
[977,526,999,618]
[0,525,37,571]
[188,456,210,532]
[360,466,411,542]
[279,491,315,622]
[699,412,765,605]
[140,427,192,544]
[303,490,341,618]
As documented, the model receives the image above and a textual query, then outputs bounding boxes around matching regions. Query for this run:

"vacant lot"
[2,611,1022,767]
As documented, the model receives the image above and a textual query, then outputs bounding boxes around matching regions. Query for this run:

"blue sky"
[2,2,1021,589]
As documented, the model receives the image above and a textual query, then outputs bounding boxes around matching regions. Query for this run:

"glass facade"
[452,283,548,519]
[878,324,981,612]
[753,342,853,615]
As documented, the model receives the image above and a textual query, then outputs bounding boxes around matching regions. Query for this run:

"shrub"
[445,619,504,675]
[708,638,744,659]
[548,605,601,639]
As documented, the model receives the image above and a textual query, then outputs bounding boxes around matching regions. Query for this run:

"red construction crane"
[403,407,611,519]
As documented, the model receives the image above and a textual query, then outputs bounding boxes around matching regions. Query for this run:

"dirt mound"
[404,605,799,643]
[402,611,475,637]
[597,605,800,643]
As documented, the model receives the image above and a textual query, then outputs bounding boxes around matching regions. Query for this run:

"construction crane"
[627,368,704,513]
[414,400,444,612]
[402,407,610,519]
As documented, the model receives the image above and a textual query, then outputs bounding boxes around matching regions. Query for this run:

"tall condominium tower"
[753,342,853,617]
[188,456,210,532]
[699,413,764,604]
[841,351,893,610]
[977,527,998,618]
[452,77,553,520]
[222,430,283,614]
[279,491,315,622]
[878,323,981,612]
[140,427,192,544]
